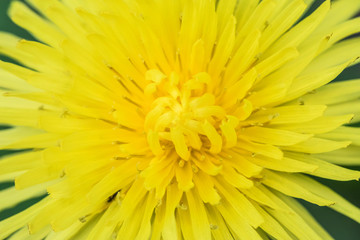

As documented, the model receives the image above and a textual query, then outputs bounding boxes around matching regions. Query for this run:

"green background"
[0,0,359,239]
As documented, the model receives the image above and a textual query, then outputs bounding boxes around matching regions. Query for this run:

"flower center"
[144,69,240,162]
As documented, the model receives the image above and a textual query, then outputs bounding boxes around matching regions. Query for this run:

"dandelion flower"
[1,0,360,239]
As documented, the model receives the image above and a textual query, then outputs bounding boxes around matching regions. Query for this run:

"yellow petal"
[252,202,293,240]
[241,126,312,146]
[318,126,360,146]
[3,132,64,150]
[175,161,194,191]
[234,0,259,30]
[162,183,183,240]
[242,184,281,210]
[262,170,335,206]
[259,0,306,52]
[299,79,360,105]
[0,182,49,212]
[0,68,38,92]
[86,160,138,206]
[185,189,212,240]
[237,138,283,159]
[208,16,235,79]
[223,152,263,178]
[60,129,139,151]
[265,0,329,56]
[205,205,234,240]
[284,60,351,102]
[0,198,49,239]
[308,0,360,38]
[286,152,360,181]
[135,192,158,240]
[247,81,289,108]
[325,101,360,123]
[116,197,146,240]
[177,198,196,240]
[286,174,360,223]
[267,190,328,240]
[0,107,44,127]
[315,145,360,165]
[9,1,64,47]
[0,151,42,175]
[116,178,148,224]
[278,114,353,134]
[221,164,254,189]
[39,115,111,134]
[216,0,237,35]
[86,200,122,240]
[224,33,260,87]
[256,47,299,80]
[193,171,220,205]
[277,194,334,240]
[214,177,264,228]
[192,153,222,176]
[249,154,318,173]
[15,163,64,190]
[246,105,327,125]
[236,0,276,43]
[216,197,262,240]
[282,137,351,154]
[306,38,360,72]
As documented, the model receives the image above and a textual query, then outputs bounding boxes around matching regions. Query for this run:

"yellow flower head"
[0,0,360,239]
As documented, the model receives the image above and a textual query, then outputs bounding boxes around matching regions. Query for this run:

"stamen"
[171,127,190,160]
[143,70,233,167]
